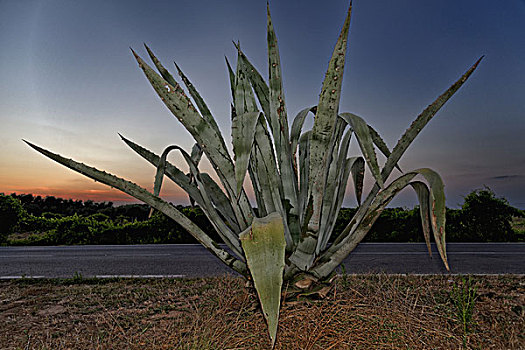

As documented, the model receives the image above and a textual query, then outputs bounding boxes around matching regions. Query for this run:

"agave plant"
[25,3,482,347]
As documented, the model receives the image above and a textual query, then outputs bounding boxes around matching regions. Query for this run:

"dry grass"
[0,274,523,349]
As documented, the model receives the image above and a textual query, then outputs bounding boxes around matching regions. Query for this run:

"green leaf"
[175,145,244,259]
[410,181,432,256]
[382,57,484,184]
[152,145,179,198]
[225,56,236,101]
[234,48,258,114]
[296,3,353,271]
[298,131,311,226]
[190,143,203,166]
[144,44,178,87]
[174,62,224,143]
[340,112,384,188]
[132,49,234,188]
[350,156,365,205]
[250,143,276,216]
[290,106,316,160]
[233,44,270,118]
[314,168,449,279]
[252,116,293,248]
[267,7,300,239]
[24,140,248,276]
[119,134,203,205]
[201,173,240,232]
[318,156,358,252]
[415,169,448,271]
[119,135,240,232]
[232,112,261,196]
[131,49,253,226]
[240,212,286,348]
[317,118,346,253]
[267,3,289,146]
[367,124,402,172]
[149,145,179,218]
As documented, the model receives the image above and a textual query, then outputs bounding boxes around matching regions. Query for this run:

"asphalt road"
[0,243,523,279]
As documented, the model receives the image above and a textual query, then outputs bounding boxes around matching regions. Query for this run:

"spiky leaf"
[382,57,484,183]
[294,3,352,271]
[232,112,261,196]
[24,140,247,275]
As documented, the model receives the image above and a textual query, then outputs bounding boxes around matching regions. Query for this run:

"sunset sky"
[1,0,524,208]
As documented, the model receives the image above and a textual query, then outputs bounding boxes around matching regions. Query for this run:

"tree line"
[1,188,523,245]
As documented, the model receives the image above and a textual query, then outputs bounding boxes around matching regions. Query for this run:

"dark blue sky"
[1,0,524,208]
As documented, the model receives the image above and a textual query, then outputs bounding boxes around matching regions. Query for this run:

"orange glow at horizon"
[4,185,193,204]
[1,173,193,204]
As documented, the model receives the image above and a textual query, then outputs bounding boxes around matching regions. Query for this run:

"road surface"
[0,243,523,279]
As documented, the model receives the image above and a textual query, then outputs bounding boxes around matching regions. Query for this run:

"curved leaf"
[416,168,448,270]
[119,134,203,205]
[131,49,253,227]
[152,145,179,198]
[290,106,316,158]
[410,181,432,256]
[149,145,180,218]
[119,135,239,231]
[174,145,244,259]
[340,112,383,188]
[315,168,449,278]
[24,140,247,276]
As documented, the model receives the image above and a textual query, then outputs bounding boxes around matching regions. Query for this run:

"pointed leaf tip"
[476,55,485,65]
[232,40,241,52]
[174,61,181,73]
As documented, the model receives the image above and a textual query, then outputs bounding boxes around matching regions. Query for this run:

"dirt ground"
[0,274,523,349]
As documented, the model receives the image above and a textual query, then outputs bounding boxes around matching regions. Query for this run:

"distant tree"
[458,187,522,241]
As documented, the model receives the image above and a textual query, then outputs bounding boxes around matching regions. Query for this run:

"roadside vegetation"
[0,274,522,349]
[1,188,523,246]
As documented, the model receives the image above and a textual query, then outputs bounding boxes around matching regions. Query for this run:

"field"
[1,274,523,349]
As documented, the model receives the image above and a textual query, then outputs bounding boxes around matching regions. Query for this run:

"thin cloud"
[489,175,523,180]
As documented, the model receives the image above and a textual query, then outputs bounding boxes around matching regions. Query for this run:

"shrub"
[0,194,25,242]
